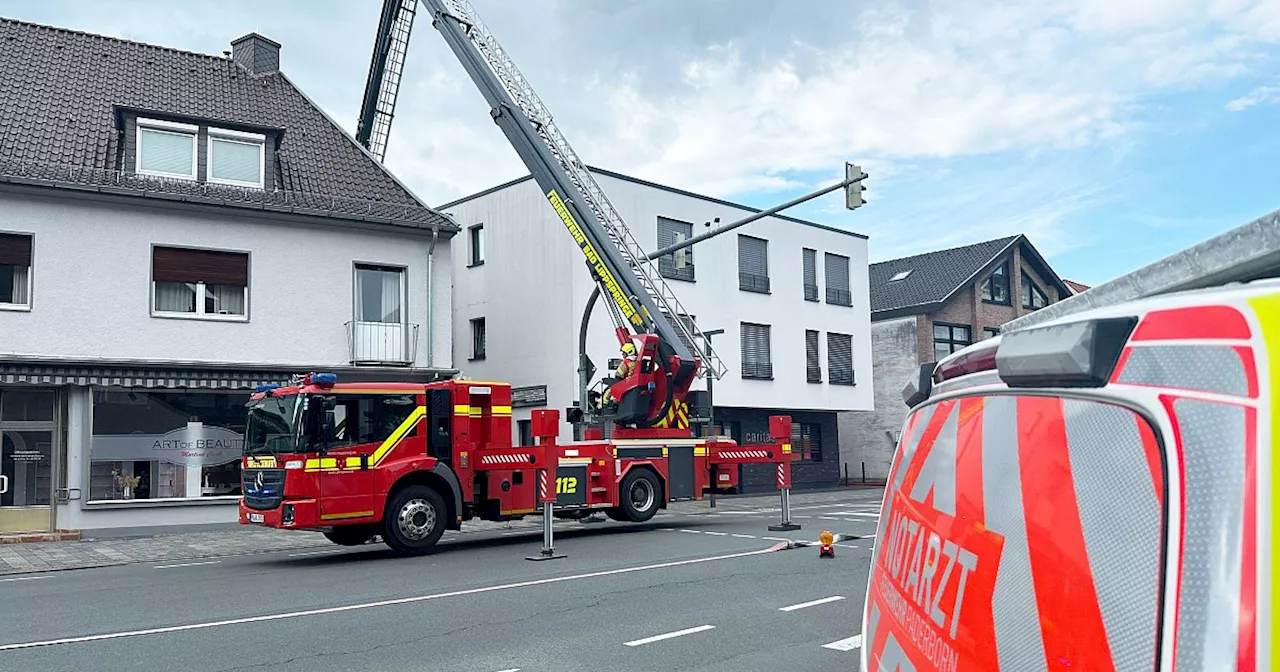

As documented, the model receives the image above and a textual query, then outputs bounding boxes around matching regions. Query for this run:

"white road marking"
[0,544,786,651]
[762,536,790,542]
[153,561,221,570]
[623,624,716,647]
[730,534,757,539]
[679,529,702,534]
[495,668,521,672]
[830,511,881,518]
[822,634,863,651]
[0,576,48,583]
[286,549,348,558]
[701,531,728,536]
[780,595,846,612]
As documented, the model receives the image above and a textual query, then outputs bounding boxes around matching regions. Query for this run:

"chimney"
[230,33,281,75]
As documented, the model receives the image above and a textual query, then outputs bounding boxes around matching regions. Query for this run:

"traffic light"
[845,162,866,210]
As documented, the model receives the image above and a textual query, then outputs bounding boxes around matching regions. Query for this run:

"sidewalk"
[0,486,883,576]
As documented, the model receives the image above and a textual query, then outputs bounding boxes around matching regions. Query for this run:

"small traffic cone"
[818,530,835,558]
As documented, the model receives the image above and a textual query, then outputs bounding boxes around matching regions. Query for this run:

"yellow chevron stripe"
[369,406,426,466]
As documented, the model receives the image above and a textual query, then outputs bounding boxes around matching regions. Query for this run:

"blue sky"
[2,0,1278,287]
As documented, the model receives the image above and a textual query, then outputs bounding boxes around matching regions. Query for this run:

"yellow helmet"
[621,342,637,355]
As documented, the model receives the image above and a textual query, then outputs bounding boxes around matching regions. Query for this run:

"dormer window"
[208,128,265,188]
[133,116,266,189]
[136,118,198,180]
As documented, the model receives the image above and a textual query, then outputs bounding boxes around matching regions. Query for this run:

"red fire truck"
[239,373,795,554]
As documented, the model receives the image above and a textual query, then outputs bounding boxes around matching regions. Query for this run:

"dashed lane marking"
[286,549,348,558]
[779,595,845,612]
[624,624,716,647]
[0,576,48,583]
[822,634,863,651]
[153,561,221,570]
[701,531,728,536]
[0,544,787,651]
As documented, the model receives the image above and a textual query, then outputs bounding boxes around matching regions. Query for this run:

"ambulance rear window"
[864,394,1165,671]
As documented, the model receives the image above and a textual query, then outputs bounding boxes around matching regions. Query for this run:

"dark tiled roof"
[0,17,453,230]
[869,236,1020,315]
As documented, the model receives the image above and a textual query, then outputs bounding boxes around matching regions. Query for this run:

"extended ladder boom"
[422,0,727,381]
[357,0,419,162]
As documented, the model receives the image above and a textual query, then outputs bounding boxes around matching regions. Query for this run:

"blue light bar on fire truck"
[924,316,1139,396]
[302,372,338,387]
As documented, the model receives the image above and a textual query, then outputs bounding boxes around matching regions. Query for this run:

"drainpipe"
[426,226,438,370]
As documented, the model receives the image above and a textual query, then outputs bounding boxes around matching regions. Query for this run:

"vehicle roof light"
[933,341,999,384]
[255,383,280,394]
[304,372,338,387]
[996,316,1137,388]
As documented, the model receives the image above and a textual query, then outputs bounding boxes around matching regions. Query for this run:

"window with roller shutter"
[0,232,32,307]
[802,248,818,302]
[657,217,695,282]
[824,252,852,306]
[827,331,854,385]
[661,311,698,354]
[738,235,770,293]
[806,329,821,383]
[740,322,772,379]
[151,245,249,319]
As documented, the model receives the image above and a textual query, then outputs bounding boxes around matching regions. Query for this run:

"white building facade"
[441,168,873,492]
[0,24,456,536]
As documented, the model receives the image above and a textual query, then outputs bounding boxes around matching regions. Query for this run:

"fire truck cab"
[240,375,794,555]
[862,280,1275,670]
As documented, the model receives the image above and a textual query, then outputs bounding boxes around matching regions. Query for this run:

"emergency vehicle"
[239,374,794,554]
[860,279,1277,670]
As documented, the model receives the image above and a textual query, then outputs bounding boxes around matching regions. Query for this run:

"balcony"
[346,321,419,366]
[742,361,773,380]
[739,272,771,294]
[826,287,853,306]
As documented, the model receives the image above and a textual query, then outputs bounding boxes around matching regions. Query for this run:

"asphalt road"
[0,489,883,672]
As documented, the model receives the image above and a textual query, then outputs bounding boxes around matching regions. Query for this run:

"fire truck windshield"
[244,393,303,455]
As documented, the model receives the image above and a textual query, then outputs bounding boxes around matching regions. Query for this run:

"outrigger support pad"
[768,487,802,532]
[526,468,567,561]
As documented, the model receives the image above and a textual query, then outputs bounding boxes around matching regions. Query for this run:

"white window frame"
[136,117,198,180]
[0,231,32,312]
[207,127,266,189]
[151,280,250,322]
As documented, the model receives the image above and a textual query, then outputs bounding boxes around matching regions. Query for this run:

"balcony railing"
[739,272,771,294]
[829,368,855,386]
[826,287,853,306]
[807,365,823,383]
[804,283,819,302]
[346,321,420,366]
[742,361,773,380]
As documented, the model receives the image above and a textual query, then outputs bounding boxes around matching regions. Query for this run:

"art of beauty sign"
[91,422,244,467]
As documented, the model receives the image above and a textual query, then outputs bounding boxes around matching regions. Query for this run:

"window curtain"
[206,284,246,315]
[10,265,28,304]
[156,281,196,312]
[380,270,401,323]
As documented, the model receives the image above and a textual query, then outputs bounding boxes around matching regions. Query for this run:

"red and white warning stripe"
[480,454,532,465]
[718,450,770,459]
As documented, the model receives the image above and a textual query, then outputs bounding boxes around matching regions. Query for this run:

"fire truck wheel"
[618,468,660,523]
[382,484,447,555]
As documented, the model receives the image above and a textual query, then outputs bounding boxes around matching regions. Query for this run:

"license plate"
[248,513,265,523]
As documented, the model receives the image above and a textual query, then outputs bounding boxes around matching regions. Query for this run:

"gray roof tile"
[869,236,1019,315]
[0,17,453,230]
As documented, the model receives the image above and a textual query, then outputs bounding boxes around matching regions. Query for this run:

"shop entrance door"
[0,429,54,534]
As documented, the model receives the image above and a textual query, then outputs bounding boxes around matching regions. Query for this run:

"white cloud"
[4,0,1279,266]
[1226,85,1280,110]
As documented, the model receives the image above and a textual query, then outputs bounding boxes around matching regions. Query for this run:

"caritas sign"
[91,422,244,467]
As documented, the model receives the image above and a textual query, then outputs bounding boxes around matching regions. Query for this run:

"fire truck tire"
[382,484,447,555]
[617,468,661,523]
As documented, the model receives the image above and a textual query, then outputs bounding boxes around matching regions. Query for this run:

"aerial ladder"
[355,0,419,162]
[420,0,728,435]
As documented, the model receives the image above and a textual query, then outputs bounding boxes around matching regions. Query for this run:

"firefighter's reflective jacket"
[862,280,1276,671]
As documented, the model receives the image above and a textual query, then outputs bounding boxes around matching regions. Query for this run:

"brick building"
[837,234,1073,482]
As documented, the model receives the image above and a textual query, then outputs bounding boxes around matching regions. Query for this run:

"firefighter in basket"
[598,341,638,409]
